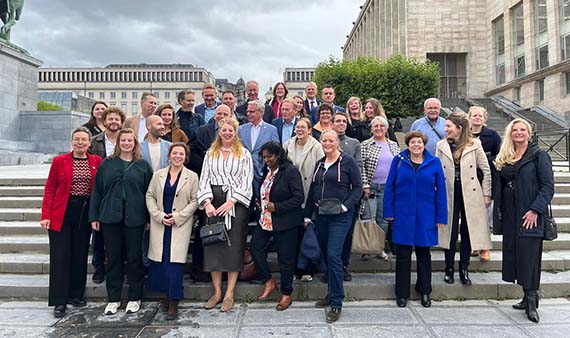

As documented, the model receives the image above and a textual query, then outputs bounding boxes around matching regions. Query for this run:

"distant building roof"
[105,63,195,69]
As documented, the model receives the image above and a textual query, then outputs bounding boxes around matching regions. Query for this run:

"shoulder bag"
[200,218,230,246]
[543,204,558,241]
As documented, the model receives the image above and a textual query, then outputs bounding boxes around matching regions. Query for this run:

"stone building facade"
[343,0,570,115]
[283,67,316,97]
[38,64,215,116]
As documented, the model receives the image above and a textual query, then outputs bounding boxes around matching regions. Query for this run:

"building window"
[494,16,506,84]
[514,87,521,102]
[99,92,105,99]
[565,72,570,95]
[132,92,138,99]
[165,92,170,99]
[110,101,116,107]
[88,92,94,99]
[512,3,525,78]
[132,103,138,114]
[110,92,116,99]
[121,103,127,111]
[535,0,549,70]
[121,92,127,99]
[537,79,545,101]
[561,0,570,60]
[153,91,159,99]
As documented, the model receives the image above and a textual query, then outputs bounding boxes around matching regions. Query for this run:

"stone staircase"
[1,166,570,301]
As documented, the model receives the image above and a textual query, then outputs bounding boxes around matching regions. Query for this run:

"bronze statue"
[0,0,24,42]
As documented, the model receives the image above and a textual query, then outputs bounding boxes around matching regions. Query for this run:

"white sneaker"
[125,300,141,314]
[376,251,389,261]
[301,275,313,282]
[104,302,120,315]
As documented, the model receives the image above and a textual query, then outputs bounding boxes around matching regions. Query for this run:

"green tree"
[313,55,440,117]
[37,100,63,111]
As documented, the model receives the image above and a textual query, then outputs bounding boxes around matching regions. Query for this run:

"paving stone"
[0,327,52,338]
[430,325,531,338]
[138,326,235,338]
[500,305,570,324]
[55,303,157,327]
[151,304,240,326]
[525,324,570,338]
[238,326,332,338]
[415,307,512,324]
[0,308,61,326]
[334,325,432,338]
[37,327,141,338]
[243,307,324,325]
[334,307,418,324]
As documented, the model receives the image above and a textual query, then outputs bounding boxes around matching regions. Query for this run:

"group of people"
[40,80,554,324]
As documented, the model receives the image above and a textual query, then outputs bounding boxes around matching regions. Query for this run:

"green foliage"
[37,100,63,111]
[313,55,440,118]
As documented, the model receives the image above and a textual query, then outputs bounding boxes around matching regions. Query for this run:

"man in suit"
[303,82,321,114]
[272,98,298,145]
[236,80,274,123]
[222,89,248,125]
[310,86,345,123]
[194,84,220,124]
[124,92,157,142]
[238,100,279,193]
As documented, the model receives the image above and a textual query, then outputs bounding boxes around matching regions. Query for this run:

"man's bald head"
[214,104,232,122]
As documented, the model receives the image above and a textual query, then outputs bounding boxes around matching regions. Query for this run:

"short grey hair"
[423,97,441,109]
[370,116,389,128]
[247,100,264,112]
[246,80,259,88]
[72,126,92,140]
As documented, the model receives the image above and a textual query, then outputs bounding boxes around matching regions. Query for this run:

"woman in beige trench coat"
[436,113,492,286]
[146,142,199,320]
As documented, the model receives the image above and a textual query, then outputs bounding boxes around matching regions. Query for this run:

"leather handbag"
[351,201,385,255]
[543,204,558,241]
[318,198,343,215]
[199,219,230,246]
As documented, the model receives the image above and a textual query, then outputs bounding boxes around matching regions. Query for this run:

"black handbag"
[543,204,558,241]
[200,219,231,246]
[318,198,343,215]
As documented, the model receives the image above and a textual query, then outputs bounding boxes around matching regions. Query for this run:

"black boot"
[459,267,472,286]
[444,267,454,284]
[525,290,540,323]
[512,295,527,310]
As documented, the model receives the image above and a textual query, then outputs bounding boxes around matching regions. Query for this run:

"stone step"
[0,197,42,208]
[0,186,44,197]
[0,222,46,236]
[1,249,570,275]
[552,205,570,217]
[0,271,569,300]
[555,183,570,193]
[0,208,41,222]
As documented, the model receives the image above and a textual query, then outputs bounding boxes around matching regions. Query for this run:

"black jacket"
[261,162,304,231]
[304,153,363,218]
[475,126,502,193]
[493,144,554,237]
[236,100,275,124]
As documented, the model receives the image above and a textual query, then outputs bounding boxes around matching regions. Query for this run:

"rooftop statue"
[0,0,24,42]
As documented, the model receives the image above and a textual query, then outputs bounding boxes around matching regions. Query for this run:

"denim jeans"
[315,211,353,309]
[367,184,388,233]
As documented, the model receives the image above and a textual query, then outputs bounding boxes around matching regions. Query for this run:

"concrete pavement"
[0,298,569,338]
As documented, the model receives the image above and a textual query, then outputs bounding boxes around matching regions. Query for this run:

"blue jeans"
[367,184,388,233]
[315,211,353,309]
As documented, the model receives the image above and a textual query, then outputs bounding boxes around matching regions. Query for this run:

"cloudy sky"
[11,0,361,92]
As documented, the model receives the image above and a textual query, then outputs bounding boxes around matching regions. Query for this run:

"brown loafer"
[276,295,292,311]
[256,278,278,300]
[220,297,234,312]
[204,295,222,310]
[159,298,169,312]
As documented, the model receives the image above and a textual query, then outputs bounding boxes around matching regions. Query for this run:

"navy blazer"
[194,102,220,123]
[238,121,280,178]
[303,98,321,116]
[236,100,275,124]
[272,117,298,144]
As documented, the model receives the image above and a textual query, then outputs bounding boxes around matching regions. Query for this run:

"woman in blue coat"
[384,131,447,308]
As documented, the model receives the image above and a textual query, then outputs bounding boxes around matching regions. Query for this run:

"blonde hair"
[446,112,473,164]
[365,98,387,122]
[209,118,244,158]
[494,118,533,170]
[111,128,142,161]
[467,106,488,122]
[320,129,342,152]
[346,96,364,124]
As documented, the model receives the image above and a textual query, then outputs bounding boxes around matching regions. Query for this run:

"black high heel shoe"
[459,268,472,285]
[420,294,431,308]
[525,291,540,323]
[512,295,527,310]
[444,267,454,284]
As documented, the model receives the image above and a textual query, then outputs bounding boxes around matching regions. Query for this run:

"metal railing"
[533,129,570,170]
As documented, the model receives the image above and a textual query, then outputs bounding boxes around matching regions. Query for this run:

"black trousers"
[48,196,92,306]
[250,225,299,295]
[102,222,145,302]
[445,179,472,270]
[395,245,432,299]
[91,228,105,275]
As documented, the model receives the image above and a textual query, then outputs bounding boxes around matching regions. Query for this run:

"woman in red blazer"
[40,127,102,318]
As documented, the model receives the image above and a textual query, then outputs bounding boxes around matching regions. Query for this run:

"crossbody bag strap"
[426,117,444,140]
[101,161,136,202]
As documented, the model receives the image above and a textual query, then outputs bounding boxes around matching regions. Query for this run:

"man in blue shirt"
[409,98,446,155]
[194,84,220,123]
[272,98,298,145]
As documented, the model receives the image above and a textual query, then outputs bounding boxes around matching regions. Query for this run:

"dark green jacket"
[89,157,153,227]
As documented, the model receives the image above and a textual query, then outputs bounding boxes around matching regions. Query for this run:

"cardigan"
[88,157,153,227]
[41,152,102,232]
